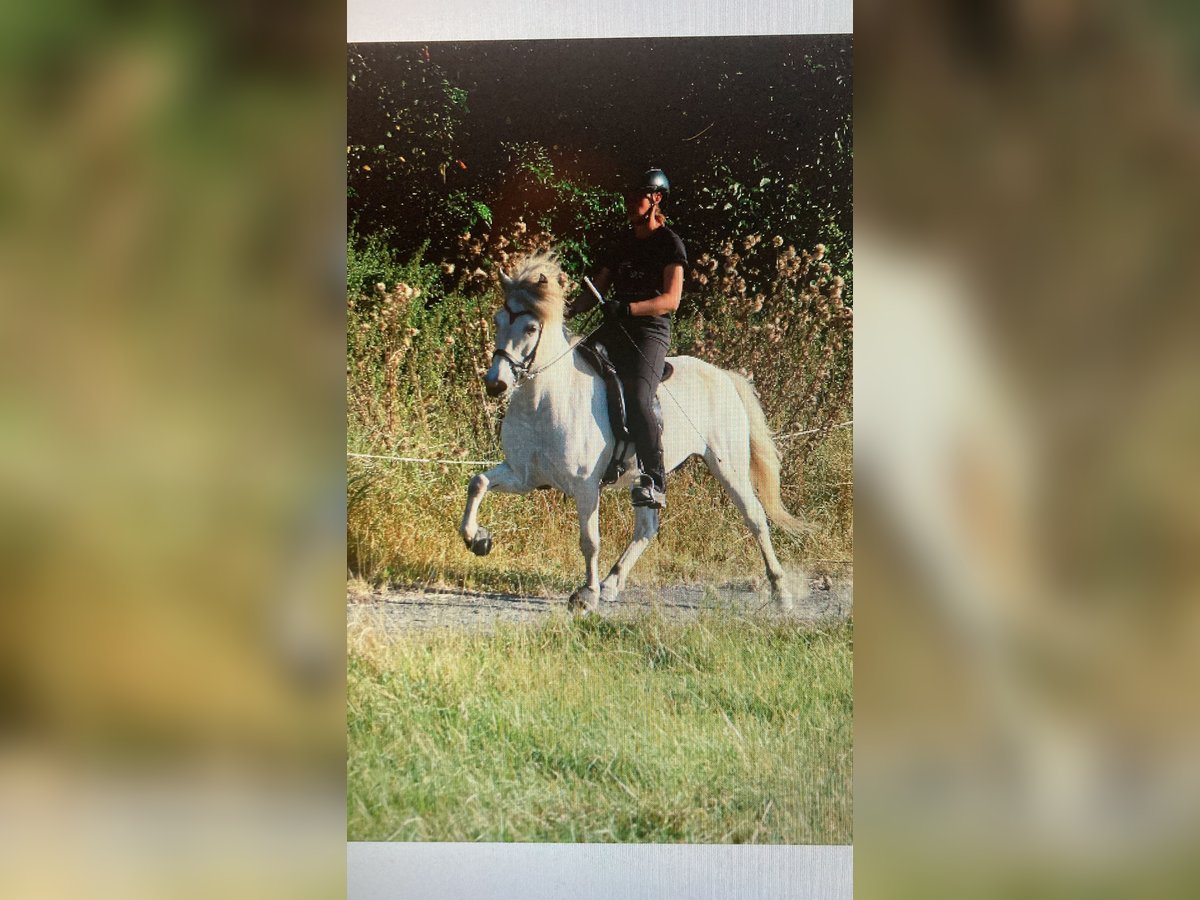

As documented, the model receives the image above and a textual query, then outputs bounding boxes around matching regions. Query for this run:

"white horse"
[459,251,807,611]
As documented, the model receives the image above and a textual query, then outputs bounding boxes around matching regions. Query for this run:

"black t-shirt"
[597,226,688,338]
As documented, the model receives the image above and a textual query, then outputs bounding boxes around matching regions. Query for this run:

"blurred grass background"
[855,1,1200,897]
[0,2,345,897]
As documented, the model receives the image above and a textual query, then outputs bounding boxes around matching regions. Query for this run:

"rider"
[568,168,687,509]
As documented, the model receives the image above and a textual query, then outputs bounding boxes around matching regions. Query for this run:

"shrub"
[683,236,852,458]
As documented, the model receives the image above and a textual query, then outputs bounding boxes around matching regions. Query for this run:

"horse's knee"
[467,473,488,500]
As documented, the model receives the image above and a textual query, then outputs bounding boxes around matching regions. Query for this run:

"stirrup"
[630,475,666,509]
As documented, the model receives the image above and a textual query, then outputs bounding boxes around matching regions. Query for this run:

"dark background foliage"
[347,36,852,284]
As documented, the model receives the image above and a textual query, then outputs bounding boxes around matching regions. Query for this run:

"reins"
[526,320,604,379]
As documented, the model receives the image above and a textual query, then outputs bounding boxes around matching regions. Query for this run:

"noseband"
[491,299,543,377]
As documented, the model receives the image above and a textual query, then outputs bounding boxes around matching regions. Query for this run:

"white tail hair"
[727,372,809,534]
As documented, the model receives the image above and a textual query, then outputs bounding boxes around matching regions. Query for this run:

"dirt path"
[347,573,852,635]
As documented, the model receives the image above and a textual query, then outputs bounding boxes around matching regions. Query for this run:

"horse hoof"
[568,587,599,612]
[771,587,794,612]
[470,528,493,556]
[599,581,621,604]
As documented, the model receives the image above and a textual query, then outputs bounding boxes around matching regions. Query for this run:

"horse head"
[485,252,568,396]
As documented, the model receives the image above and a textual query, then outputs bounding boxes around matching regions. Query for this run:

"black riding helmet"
[635,168,670,197]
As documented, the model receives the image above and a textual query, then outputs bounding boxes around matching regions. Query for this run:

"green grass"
[347,610,852,843]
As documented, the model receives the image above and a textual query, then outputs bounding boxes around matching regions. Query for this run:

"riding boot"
[630,442,667,509]
[630,474,666,509]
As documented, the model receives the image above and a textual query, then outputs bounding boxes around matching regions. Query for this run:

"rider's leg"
[618,334,669,507]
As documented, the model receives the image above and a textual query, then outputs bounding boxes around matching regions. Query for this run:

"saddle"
[575,342,673,485]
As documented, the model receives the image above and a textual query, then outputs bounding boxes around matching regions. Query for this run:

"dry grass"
[346,424,850,594]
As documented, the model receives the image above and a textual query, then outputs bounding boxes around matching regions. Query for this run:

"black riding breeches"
[594,323,669,490]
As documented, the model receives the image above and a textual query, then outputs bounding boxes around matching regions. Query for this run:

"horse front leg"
[599,506,659,604]
[460,463,528,556]
[567,486,602,613]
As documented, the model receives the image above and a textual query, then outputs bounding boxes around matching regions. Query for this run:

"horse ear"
[537,273,548,284]
[498,269,513,291]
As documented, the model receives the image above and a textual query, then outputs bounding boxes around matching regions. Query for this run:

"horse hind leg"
[705,449,794,609]
[460,463,529,556]
[598,506,659,604]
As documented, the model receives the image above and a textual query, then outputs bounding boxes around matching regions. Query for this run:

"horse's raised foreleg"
[567,487,602,612]
[460,463,530,556]
[706,449,794,609]
[598,506,659,604]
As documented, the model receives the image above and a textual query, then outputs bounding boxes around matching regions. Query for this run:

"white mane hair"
[499,250,569,327]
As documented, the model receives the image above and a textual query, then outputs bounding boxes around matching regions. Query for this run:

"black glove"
[602,298,628,322]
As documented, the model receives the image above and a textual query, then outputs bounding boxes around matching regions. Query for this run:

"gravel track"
[347,573,852,635]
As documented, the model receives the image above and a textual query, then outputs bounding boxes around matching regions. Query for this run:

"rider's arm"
[627,263,683,317]
[566,267,611,318]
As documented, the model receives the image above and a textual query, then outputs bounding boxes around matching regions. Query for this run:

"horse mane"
[503,250,568,325]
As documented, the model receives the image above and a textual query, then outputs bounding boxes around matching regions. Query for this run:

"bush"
[347,273,497,452]
[682,235,852,449]
[492,142,626,278]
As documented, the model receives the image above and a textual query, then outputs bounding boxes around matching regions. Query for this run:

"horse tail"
[727,372,810,535]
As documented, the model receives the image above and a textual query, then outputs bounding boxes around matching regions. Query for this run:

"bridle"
[491,298,544,379]
[489,290,605,388]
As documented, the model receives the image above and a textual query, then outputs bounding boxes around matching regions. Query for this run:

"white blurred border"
[349,843,853,899]
[349,0,853,42]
